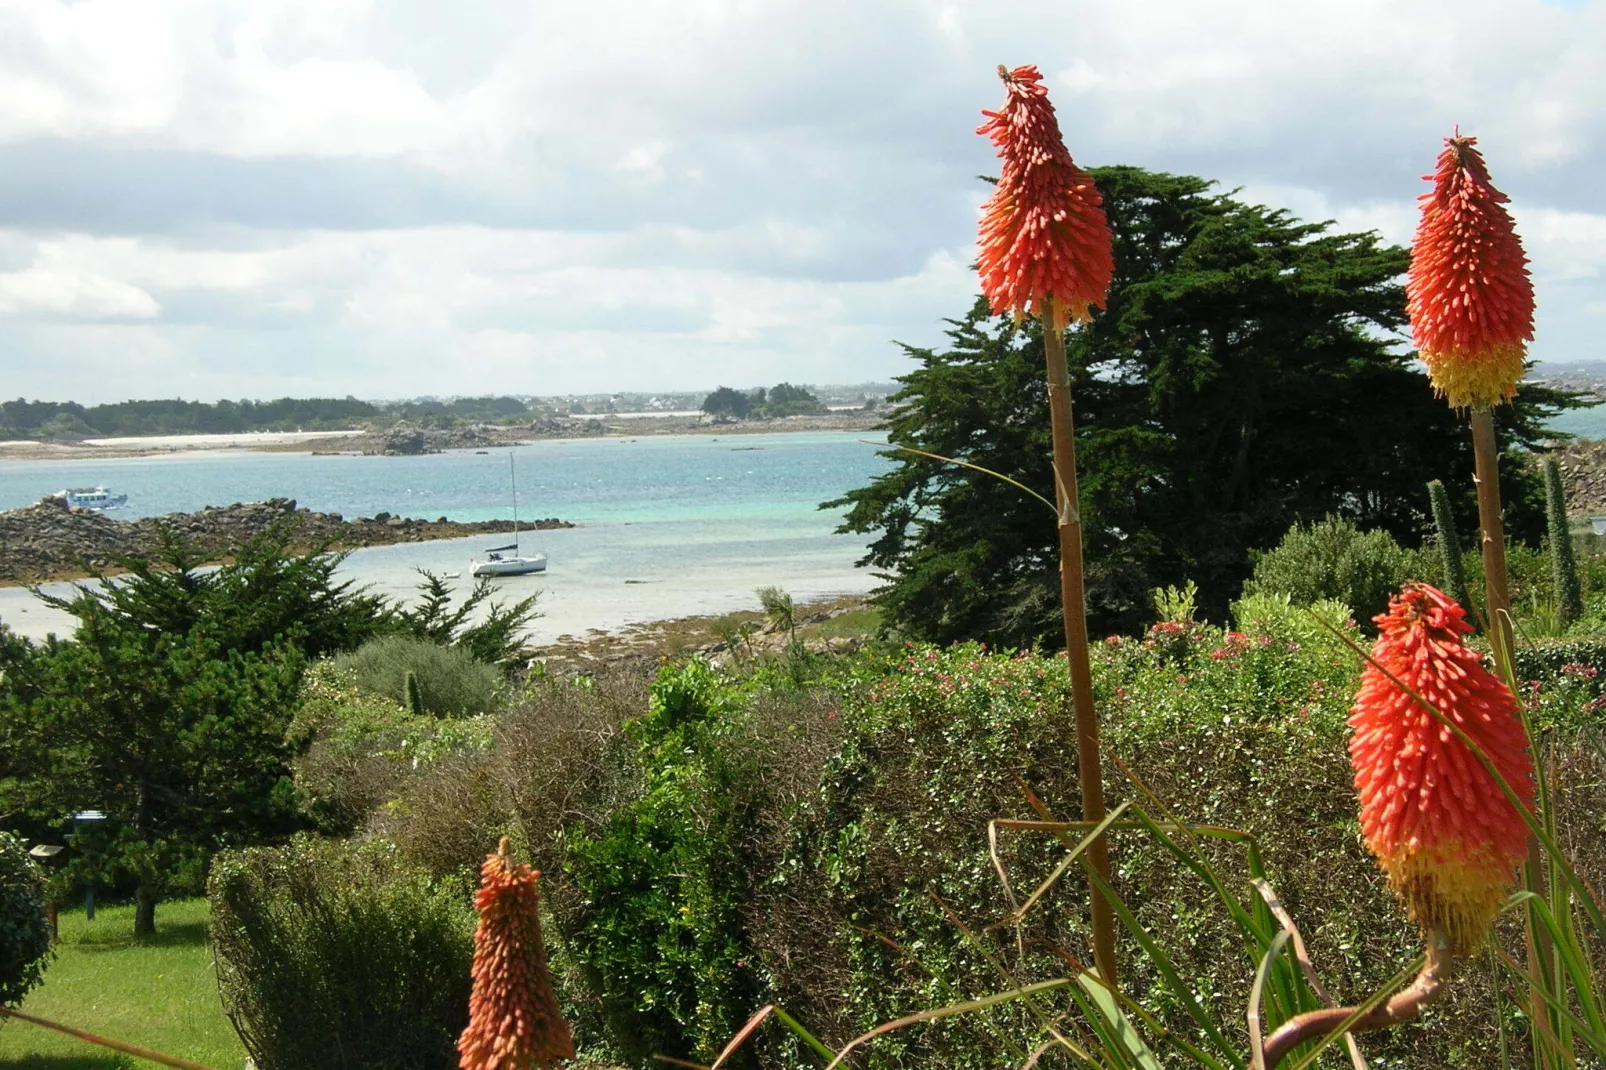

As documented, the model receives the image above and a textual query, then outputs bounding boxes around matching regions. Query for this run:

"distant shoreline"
[0,412,886,463]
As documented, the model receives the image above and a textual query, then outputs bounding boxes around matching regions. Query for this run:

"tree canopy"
[828,166,1586,646]
[701,383,826,421]
[0,526,539,934]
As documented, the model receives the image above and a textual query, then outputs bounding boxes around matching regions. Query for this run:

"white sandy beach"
[84,430,367,449]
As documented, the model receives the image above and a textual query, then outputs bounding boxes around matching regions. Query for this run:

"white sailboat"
[470,451,548,577]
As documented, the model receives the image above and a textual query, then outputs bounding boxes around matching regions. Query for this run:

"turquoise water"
[0,431,886,525]
[1547,408,1606,440]
[0,431,892,643]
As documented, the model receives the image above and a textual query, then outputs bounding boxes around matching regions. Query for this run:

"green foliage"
[0,528,391,934]
[1545,458,1585,629]
[565,660,761,1066]
[1429,478,1471,609]
[1151,579,1199,624]
[828,167,1584,644]
[712,614,759,659]
[757,585,797,645]
[0,832,51,1008]
[757,639,1553,1067]
[0,396,382,440]
[395,570,540,669]
[763,383,827,417]
[701,386,754,420]
[700,383,826,421]
[330,634,502,718]
[287,663,494,837]
[1231,590,1358,651]
[385,395,531,426]
[208,836,474,1070]
[403,669,424,716]
[1241,514,1419,628]
[2,604,304,935]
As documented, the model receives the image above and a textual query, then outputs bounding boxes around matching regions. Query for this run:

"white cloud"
[0,0,1599,399]
[0,266,159,319]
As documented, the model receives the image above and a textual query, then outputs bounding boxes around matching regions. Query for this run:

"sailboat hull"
[470,553,548,577]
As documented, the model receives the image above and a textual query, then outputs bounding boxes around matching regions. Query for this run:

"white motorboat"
[60,486,128,510]
[470,450,548,578]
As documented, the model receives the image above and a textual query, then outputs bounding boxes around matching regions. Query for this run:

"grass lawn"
[0,898,245,1069]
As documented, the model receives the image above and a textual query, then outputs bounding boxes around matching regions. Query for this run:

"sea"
[1547,407,1606,440]
[0,431,892,644]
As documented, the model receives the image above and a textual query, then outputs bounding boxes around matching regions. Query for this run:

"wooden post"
[1042,306,1117,985]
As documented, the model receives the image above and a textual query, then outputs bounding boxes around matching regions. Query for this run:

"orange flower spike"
[459,838,574,1070]
[1406,133,1535,410]
[977,64,1114,331]
[1349,583,1536,954]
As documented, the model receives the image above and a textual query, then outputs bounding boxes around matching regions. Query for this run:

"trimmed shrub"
[329,634,502,717]
[1242,515,1419,628]
[0,832,52,1009]
[208,835,474,1070]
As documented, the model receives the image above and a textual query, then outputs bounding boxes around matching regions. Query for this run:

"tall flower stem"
[1042,305,1116,986]
[1471,405,1559,1056]
[1470,408,1513,672]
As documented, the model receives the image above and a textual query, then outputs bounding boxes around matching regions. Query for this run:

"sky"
[0,0,1601,403]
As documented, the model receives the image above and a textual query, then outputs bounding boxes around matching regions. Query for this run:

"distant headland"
[0,384,892,461]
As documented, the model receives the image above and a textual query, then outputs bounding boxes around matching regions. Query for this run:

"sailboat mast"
[510,451,520,553]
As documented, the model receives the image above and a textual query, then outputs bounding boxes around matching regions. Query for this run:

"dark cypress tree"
[829,167,1589,644]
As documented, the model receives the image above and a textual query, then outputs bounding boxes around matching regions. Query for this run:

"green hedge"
[208,835,474,1070]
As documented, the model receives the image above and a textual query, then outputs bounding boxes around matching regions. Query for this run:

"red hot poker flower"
[459,838,574,1070]
[1406,134,1535,411]
[977,64,1113,331]
[1349,583,1535,954]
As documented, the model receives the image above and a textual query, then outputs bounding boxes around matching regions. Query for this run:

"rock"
[381,428,428,455]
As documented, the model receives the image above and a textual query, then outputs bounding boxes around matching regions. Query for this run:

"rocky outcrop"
[0,496,574,584]
[1545,440,1606,517]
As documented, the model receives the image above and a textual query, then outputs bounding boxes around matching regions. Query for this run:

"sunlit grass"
[0,898,244,1069]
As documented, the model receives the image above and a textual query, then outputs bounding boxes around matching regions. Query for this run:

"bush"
[1242,515,1420,627]
[208,835,474,1070]
[0,832,52,1009]
[287,663,495,836]
[329,634,502,717]
[753,639,1549,1068]
[1231,590,1357,652]
[564,660,762,1066]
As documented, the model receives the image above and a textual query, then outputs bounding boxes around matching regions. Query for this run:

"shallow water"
[0,431,892,643]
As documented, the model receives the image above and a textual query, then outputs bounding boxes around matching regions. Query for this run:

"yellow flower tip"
[1420,341,1526,412]
[1375,841,1517,955]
